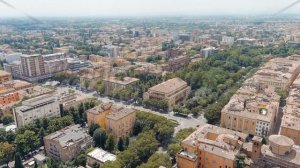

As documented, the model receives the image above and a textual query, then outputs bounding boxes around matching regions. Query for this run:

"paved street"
[56,86,207,134]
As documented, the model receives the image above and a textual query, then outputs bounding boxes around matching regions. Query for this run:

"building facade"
[13,94,60,127]
[144,78,191,110]
[106,108,136,139]
[221,85,280,137]
[103,76,139,95]
[280,87,300,145]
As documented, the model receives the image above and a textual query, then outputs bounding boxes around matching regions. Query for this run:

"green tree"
[105,135,115,152]
[15,130,39,156]
[234,154,246,168]
[117,137,124,151]
[73,153,86,166]
[124,137,130,149]
[88,123,99,136]
[93,128,107,148]
[14,152,24,168]
[0,142,15,166]
[138,153,172,168]
[167,143,181,159]
[2,115,13,125]
[42,118,49,130]
[38,128,45,146]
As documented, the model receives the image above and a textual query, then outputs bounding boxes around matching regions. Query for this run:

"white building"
[86,148,116,167]
[221,36,235,46]
[200,47,217,58]
[13,94,60,127]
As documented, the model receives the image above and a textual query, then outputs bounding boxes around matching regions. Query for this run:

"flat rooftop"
[104,76,139,85]
[45,124,91,148]
[16,94,57,112]
[87,148,116,163]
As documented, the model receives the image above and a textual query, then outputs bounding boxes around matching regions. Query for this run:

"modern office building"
[13,94,60,127]
[44,124,93,162]
[144,78,191,110]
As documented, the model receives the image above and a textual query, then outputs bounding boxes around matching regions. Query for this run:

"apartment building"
[254,56,300,90]
[44,124,93,162]
[67,58,90,71]
[106,108,136,139]
[79,70,102,90]
[86,148,116,167]
[87,102,136,139]
[86,102,121,128]
[43,53,68,74]
[42,53,66,61]
[221,85,280,137]
[144,78,191,110]
[200,47,217,58]
[4,61,23,78]
[13,94,60,127]
[0,70,12,84]
[280,88,300,145]
[103,76,139,95]
[161,56,190,72]
[21,54,46,77]
[176,124,262,168]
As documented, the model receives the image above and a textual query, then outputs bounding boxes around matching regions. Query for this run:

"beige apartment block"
[0,70,12,84]
[280,88,300,145]
[176,124,262,168]
[44,124,92,162]
[106,108,136,139]
[143,78,191,110]
[86,102,123,128]
[13,94,60,127]
[87,102,136,139]
[254,56,300,90]
[221,85,280,137]
[103,76,139,95]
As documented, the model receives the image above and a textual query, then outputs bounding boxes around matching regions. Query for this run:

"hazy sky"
[0,0,300,17]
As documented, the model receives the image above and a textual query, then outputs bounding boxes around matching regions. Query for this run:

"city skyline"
[0,0,300,17]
